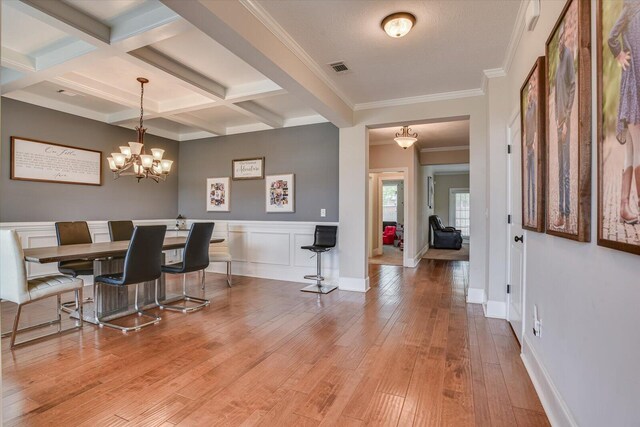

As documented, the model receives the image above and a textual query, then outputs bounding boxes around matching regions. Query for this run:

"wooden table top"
[23,237,224,263]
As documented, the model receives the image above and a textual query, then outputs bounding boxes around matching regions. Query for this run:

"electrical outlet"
[320,209,326,217]
[533,304,542,337]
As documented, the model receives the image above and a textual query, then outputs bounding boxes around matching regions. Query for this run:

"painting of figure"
[545,0,591,241]
[597,0,640,254]
[521,57,546,232]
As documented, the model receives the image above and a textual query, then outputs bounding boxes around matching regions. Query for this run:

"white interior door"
[508,117,525,345]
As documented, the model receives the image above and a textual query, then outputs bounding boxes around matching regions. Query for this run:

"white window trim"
[449,187,470,239]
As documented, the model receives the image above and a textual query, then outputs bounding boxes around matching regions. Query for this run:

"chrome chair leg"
[2,289,84,349]
[95,281,161,333]
[226,262,232,287]
[156,273,209,313]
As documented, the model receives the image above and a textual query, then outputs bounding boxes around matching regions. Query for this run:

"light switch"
[320,209,326,217]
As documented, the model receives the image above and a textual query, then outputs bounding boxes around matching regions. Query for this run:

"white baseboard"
[466,287,485,304]
[206,261,337,285]
[521,336,578,427]
[338,276,370,292]
[484,300,506,319]
[408,244,429,268]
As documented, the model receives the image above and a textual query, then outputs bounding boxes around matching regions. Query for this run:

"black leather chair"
[108,220,134,242]
[300,225,338,294]
[429,215,463,250]
[93,225,167,332]
[55,221,94,277]
[156,222,214,313]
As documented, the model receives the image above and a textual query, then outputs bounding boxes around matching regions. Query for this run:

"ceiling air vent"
[328,61,349,73]
[57,89,81,97]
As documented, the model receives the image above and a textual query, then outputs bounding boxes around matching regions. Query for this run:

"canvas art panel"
[206,177,230,212]
[545,0,591,241]
[597,0,640,255]
[266,174,294,213]
[520,57,546,232]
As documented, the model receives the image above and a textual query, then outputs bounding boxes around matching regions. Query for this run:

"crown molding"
[420,145,469,153]
[239,0,355,110]
[501,0,528,74]
[354,88,484,111]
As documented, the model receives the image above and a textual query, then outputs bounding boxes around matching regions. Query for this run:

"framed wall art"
[596,0,640,255]
[520,56,546,232]
[266,174,294,213]
[10,136,102,186]
[545,0,591,242]
[232,157,264,180]
[206,177,230,212]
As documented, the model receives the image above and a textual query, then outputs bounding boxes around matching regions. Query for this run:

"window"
[449,189,470,238]
[382,184,398,222]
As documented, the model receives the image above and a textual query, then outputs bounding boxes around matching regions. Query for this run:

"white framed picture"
[206,177,230,212]
[265,174,294,213]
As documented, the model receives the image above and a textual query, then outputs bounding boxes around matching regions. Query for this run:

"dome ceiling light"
[381,12,416,38]
[394,126,418,149]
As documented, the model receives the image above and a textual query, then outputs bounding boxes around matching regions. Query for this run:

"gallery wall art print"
[597,0,640,255]
[521,57,546,232]
[545,0,591,242]
[266,174,294,213]
[206,177,230,212]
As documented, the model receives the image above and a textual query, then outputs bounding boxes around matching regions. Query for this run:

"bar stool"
[157,222,214,313]
[300,225,338,294]
[93,225,166,333]
[0,230,84,348]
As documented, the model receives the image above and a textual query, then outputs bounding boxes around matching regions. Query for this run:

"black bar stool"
[156,222,214,313]
[300,225,338,294]
[93,225,167,332]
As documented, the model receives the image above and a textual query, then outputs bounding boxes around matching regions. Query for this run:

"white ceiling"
[369,119,469,150]
[255,0,521,106]
[1,0,522,141]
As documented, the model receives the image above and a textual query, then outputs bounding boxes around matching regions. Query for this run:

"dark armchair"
[429,215,463,250]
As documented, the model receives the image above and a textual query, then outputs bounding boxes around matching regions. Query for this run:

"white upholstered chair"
[207,222,232,287]
[0,230,84,348]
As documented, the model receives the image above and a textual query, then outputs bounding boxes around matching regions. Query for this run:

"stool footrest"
[300,283,338,294]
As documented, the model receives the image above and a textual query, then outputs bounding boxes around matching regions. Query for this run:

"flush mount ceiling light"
[381,12,416,38]
[394,125,418,149]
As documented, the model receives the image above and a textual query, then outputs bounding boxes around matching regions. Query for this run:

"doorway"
[368,170,408,266]
[507,113,525,345]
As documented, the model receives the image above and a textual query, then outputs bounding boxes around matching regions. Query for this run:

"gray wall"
[0,98,179,222]
[434,173,470,224]
[178,123,339,221]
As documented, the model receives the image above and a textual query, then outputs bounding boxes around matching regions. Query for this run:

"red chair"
[383,226,396,245]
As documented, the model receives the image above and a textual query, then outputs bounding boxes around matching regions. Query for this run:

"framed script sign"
[232,157,264,180]
[11,137,102,186]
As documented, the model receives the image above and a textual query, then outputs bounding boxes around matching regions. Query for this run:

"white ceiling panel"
[1,3,70,55]
[251,93,317,119]
[150,29,269,89]
[25,80,126,114]
[186,105,257,128]
[62,0,147,23]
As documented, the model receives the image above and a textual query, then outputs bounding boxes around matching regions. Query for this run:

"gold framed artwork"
[544,0,591,242]
[521,56,546,232]
[596,0,640,255]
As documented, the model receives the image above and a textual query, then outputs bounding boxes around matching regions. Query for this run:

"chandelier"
[394,125,418,149]
[107,77,173,182]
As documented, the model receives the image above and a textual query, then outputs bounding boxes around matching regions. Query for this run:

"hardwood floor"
[1,261,549,426]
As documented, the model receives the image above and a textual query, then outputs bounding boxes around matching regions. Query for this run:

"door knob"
[514,235,524,243]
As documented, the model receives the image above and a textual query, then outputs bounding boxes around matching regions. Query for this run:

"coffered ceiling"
[1,0,523,141]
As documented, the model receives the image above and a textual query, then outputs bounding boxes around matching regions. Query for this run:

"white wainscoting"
[188,220,339,284]
[0,220,339,286]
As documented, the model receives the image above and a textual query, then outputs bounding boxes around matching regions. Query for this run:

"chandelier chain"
[139,80,144,130]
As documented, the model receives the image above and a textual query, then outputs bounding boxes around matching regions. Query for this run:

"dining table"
[23,236,224,324]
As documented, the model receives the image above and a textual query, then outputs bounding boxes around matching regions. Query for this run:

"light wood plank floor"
[1,261,549,426]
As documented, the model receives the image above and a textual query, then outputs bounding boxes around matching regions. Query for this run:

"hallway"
[2,262,548,426]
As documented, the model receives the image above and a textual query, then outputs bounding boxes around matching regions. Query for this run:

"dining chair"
[55,221,94,277]
[207,222,232,288]
[157,222,214,313]
[108,220,134,242]
[0,230,84,348]
[93,225,166,332]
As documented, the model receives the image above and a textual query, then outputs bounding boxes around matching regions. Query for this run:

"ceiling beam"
[160,0,353,127]
[166,113,226,136]
[1,47,36,73]
[231,101,283,128]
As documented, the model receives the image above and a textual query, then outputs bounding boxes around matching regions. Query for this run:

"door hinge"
[507,214,512,224]
[507,284,511,294]
[507,144,512,154]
